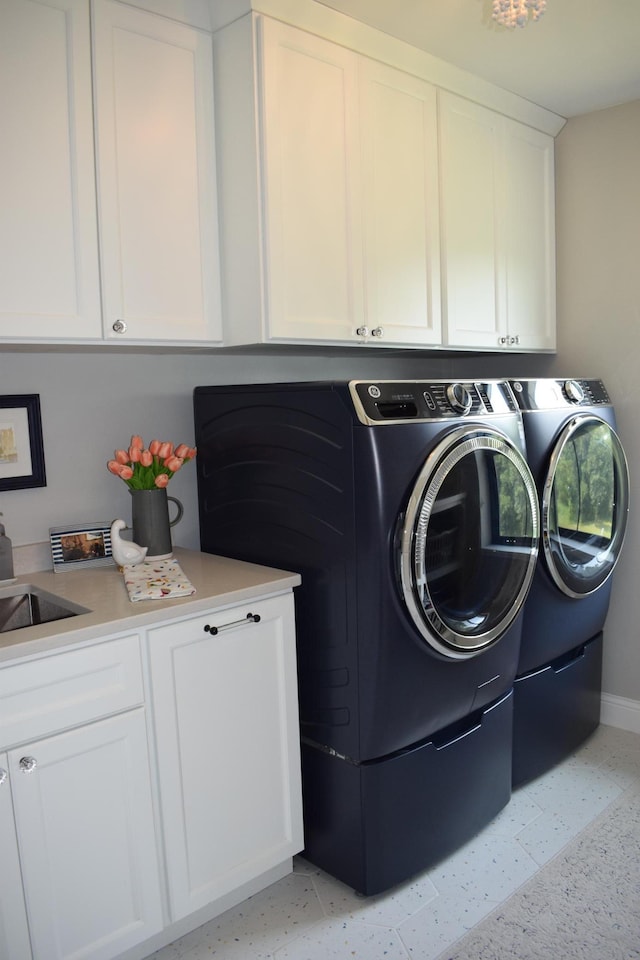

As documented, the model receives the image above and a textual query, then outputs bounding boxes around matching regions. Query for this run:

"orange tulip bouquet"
[107,435,197,490]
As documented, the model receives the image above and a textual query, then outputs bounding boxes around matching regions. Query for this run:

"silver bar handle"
[203,612,261,636]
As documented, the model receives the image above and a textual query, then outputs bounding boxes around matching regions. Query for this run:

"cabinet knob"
[112,319,127,334]
[0,768,7,785]
[355,326,370,338]
[371,327,384,338]
[19,756,37,774]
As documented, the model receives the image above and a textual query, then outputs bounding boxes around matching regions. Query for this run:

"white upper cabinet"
[216,15,441,347]
[0,0,222,344]
[93,0,222,343]
[439,94,503,350]
[258,20,364,343]
[358,58,441,346]
[1,0,556,351]
[216,13,555,352]
[502,117,556,351]
[0,0,102,340]
[439,91,555,351]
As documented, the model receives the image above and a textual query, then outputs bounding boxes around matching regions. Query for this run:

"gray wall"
[1,347,552,554]
[552,99,640,703]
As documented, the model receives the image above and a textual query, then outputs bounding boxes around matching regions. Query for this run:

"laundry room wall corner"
[553,100,640,713]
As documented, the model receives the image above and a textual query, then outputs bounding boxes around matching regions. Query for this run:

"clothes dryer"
[509,378,630,785]
[194,380,540,893]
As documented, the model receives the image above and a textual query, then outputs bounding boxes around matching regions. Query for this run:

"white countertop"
[0,549,300,664]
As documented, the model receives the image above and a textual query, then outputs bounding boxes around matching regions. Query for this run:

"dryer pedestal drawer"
[301,690,513,896]
[512,631,602,788]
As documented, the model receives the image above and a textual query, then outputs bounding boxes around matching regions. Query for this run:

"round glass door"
[398,427,540,658]
[543,415,629,597]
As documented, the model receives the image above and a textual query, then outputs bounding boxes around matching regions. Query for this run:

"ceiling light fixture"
[492,0,546,28]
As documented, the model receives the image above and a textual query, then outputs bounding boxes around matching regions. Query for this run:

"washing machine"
[509,378,630,786]
[194,380,540,893]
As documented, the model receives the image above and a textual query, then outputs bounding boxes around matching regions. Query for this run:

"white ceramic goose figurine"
[110,519,148,570]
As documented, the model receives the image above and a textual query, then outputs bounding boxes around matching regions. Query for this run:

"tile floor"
[145,723,640,960]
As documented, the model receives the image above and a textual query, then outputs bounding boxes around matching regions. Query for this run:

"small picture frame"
[0,394,46,491]
[49,522,114,573]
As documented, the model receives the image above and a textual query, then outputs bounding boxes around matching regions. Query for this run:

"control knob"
[563,379,585,404]
[446,383,472,414]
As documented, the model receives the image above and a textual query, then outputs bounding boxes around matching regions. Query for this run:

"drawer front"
[0,635,144,748]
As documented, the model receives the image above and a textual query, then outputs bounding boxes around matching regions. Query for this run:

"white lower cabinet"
[147,593,304,920]
[0,587,303,959]
[0,634,162,960]
[0,752,32,959]
[10,711,163,960]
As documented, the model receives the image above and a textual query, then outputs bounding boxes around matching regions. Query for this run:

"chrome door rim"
[542,414,630,598]
[399,426,539,658]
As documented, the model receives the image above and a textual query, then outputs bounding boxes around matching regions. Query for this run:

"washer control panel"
[349,380,518,425]
[510,378,610,411]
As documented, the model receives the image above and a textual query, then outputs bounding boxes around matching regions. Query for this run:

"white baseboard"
[601,693,640,735]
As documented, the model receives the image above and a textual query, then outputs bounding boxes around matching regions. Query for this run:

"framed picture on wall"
[0,394,46,491]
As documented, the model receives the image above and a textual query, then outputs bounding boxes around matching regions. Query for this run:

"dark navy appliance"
[509,379,630,786]
[194,380,540,894]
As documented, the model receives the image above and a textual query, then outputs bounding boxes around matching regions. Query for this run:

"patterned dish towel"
[123,558,196,602]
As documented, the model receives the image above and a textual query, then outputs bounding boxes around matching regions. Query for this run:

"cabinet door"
[0,755,32,960]
[258,17,364,342]
[93,0,222,343]
[148,594,303,920]
[359,58,441,346]
[0,0,101,340]
[503,118,556,351]
[10,710,162,960]
[439,91,506,349]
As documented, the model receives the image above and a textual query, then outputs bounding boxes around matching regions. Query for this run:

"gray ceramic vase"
[130,488,183,560]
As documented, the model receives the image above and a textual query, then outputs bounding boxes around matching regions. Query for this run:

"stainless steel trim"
[542,414,630,598]
[399,426,539,658]
[203,612,261,635]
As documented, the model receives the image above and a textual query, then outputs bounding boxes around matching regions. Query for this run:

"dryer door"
[542,414,629,598]
[398,426,540,658]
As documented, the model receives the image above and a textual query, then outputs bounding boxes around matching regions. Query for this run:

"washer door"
[543,415,629,598]
[398,426,539,658]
